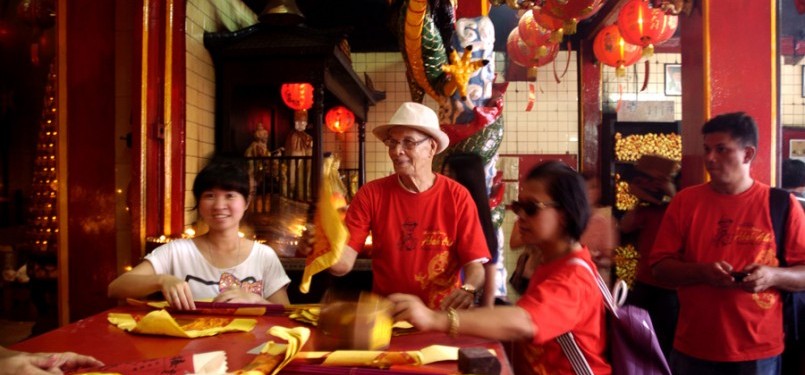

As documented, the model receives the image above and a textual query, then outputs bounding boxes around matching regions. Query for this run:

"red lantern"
[593,24,642,77]
[325,106,355,133]
[280,83,314,111]
[518,10,552,49]
[655,14,679,44]
[533,9,565,44]
[507,28,559,69]
[541,0,603,34]
[617,0,673,57]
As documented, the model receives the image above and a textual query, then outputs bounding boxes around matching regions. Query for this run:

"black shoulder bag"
[770,187,805,342]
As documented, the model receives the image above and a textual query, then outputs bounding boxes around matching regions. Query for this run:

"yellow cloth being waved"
[107,309,256,338]
[300,156,349,293]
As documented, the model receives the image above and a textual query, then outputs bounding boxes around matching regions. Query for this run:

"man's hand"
[736,264,778,293]
[439,286,475,311]
[702,260,736,287]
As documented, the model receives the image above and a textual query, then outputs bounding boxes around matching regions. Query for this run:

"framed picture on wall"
[791,139,805,162]
[665,64,682,96]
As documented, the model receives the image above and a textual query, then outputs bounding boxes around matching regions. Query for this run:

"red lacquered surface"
[11,306,513,374]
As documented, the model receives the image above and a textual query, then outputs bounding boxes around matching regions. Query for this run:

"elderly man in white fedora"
[330,102,490,310]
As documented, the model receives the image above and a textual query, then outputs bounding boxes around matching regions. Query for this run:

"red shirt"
[515,248,611,375]
[345,174,490,309]
[650,182,805,361]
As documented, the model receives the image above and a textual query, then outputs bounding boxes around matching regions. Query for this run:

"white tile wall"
[183,0,257,227]
[602,53,683,119]
[782,61,805,127]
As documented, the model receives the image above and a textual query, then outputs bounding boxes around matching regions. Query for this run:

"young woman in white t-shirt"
[108,159,290,310]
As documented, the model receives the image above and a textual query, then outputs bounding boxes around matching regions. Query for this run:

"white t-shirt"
[145,238,290,300]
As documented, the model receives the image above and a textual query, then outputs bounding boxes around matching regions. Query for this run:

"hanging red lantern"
[533,9,565,44]
[325,106,355,133]
[280,83,314,111]
[507,28,559,69]
[518,10,552,50]
[655,13,679,44]
[541,0,603,35]
[617,0,673,58]
[593,24,642,77]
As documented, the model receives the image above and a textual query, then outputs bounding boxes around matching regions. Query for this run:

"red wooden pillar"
[679,0,778,187]
[579,38,602,174]
[63,0,118,321]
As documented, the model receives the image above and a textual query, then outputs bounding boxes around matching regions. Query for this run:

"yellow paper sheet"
[234,326,311,375]
[107,310,255,338]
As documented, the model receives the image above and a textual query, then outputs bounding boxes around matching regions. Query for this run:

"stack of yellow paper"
[107,310,256,338]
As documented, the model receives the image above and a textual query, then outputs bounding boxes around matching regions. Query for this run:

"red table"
[11,306,513,374]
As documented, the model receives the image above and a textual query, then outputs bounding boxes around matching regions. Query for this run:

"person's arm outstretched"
[107,261,196,310]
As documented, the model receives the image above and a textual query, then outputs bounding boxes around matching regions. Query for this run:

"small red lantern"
[541,0,603,34]
[507,28,559,69]
[518,10,552,50]
[593,24,642,77]
[655,13,679,45]
[280,83,314,111]
[617,0,672,57]
[325,106,355,133]
[533,9,565,44]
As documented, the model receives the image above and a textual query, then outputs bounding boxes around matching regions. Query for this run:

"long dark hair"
[442,152,498,263]
[525,161,590,241]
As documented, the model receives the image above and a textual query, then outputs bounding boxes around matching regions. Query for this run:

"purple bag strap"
[557,258,629,375]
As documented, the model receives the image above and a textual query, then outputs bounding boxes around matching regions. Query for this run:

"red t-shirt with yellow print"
[649,182,805,362]
[515,248,611,375]
[345,174,490,309]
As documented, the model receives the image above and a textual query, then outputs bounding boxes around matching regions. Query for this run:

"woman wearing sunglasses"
[389,161,610,374]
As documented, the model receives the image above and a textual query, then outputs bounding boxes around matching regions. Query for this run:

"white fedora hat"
[372,102,450,154]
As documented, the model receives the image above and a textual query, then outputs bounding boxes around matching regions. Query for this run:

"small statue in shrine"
[245,124,269,158]
[244,124,270,183]
[285,111,313,200]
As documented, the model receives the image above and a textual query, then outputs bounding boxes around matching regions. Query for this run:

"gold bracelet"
[446,307,459,337]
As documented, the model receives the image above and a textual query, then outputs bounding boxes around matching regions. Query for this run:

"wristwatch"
[459,284,477,297]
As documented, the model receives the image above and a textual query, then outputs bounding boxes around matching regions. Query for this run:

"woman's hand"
[0,349,104,375]
[213,287,266,304]
[160,276,196,310]
[388,293,442,332]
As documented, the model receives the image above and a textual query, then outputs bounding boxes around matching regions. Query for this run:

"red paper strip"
[525,82,536,111]
[640,60,650,92]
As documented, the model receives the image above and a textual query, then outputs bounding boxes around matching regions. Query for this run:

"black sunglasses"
[508,199,559,217]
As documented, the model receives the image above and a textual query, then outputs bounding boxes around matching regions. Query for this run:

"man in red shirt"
[650,112,805,374]
[330,102,490,310]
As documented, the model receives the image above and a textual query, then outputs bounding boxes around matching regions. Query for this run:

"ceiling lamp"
[593,24,642,77]
[617,0,674,57]
[280,83,314,112]
[325,106,355,134]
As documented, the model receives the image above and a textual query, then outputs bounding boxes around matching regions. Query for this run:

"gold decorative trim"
[164,0,174,235]
[139,0,150,255]
[57,0,69,326]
